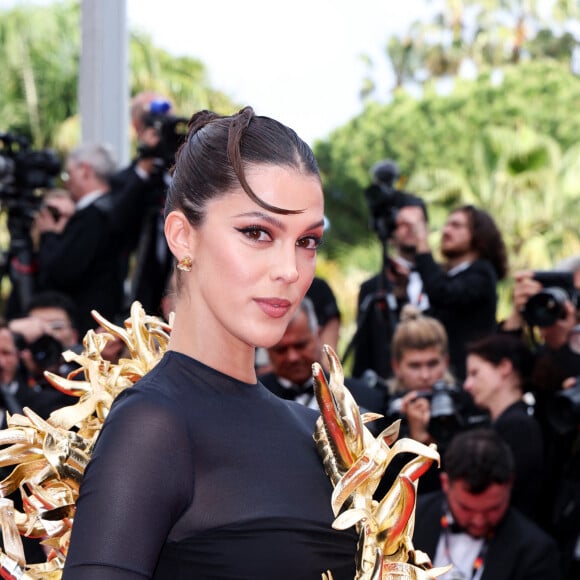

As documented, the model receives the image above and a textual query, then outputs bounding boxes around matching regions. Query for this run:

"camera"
[546,377,580,434]
[28,334,64,374]
[522,271,578,327]
[137,99,189,168]
[364,159,418,242]
[0,133,61,194]
[0,132,61,217]
[386,380,461,419]
[386,380,466,449]
[416,380,461,420]
[418,380,467,448]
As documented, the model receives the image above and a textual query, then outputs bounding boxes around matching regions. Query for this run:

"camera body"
[0,133,61,196]
[0,132,62,259]
[137,100,188,168]
[364,159,417,242]
[386,380,469,450]
[522,270,578,327]
[415,379,462,420]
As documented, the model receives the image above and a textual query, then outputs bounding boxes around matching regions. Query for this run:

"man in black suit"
[406,204,508,380]
[259,297,385,419]
[350,195,430,380]
[34,143,124,335]
[413,428,560,580]
[109,91,178,317]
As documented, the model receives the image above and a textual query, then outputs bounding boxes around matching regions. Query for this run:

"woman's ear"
[164,211,195,259]
[498,357,513,379]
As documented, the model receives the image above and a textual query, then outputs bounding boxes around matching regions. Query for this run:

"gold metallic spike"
[0,499,25,567]
[313,345,447,579]
[0,302,172,579]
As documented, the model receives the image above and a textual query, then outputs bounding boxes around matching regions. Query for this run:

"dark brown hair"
[454,205,508,280]
[444,428,514,493]
[466,333,535,392]
[165,106,321,225]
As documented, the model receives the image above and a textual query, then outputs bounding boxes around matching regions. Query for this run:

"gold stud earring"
[177,255,192,272]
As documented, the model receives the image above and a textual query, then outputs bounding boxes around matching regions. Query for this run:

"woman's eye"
[237,226,271,242]
[297,236,323,250]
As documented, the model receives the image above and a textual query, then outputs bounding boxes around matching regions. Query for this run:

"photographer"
[0,133,61,320]
[34,143,125,335]
[406,204,508,380]
[464,333,544,522]
[501,268,580,434]
[0,320,58,564]
[8,289,81,380]
[380,305,482,495]
[110,91,186,316]
[501,265,580,574]
[349,160,430,379]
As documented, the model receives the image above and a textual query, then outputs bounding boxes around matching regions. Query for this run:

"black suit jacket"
[350,271,401,379]
[413,491,561,580]
[259,373,314,402]
[415,254,498,380]
[37,194,124,335]
[110,164,171,316]
[259,372,387,435]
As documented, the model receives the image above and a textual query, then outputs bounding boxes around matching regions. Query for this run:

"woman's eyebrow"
[234,212,325,232]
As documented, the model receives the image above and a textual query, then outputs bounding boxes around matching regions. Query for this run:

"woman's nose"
[270,246,299,283]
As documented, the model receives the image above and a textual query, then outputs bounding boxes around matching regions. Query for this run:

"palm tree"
[0,1,80,148]
[406,124,580,272]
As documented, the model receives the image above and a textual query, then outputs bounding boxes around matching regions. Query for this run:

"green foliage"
[0,0,80,147]
[0,1,239,153]
[315,60,580,257]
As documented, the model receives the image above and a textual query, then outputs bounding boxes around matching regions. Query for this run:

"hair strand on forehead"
[226,107,302,215]
[165,106,321,225]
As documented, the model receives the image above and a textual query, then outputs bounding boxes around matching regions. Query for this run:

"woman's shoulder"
[495,401,543,439]
[109,352,196,415]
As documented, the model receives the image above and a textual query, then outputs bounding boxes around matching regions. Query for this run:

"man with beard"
[407,204,508,380]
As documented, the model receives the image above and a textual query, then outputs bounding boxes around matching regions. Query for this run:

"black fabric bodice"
[63,351,356,579]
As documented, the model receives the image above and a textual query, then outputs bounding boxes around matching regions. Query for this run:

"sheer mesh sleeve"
[62,389,193,579]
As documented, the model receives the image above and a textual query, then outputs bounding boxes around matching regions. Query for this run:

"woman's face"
[184,165,324,352]
[463,354,503,410]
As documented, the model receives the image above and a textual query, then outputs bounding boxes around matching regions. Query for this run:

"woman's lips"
[255,298,292,319]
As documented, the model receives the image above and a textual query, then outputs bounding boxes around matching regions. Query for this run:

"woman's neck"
[168,312,257,384]
[489,390,521,421]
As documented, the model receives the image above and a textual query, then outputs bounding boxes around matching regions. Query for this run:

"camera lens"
[28,334,64,371]
[522,287,569,327]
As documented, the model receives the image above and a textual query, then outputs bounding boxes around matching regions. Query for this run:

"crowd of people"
[257,162,580,578]
[0,98,577,579]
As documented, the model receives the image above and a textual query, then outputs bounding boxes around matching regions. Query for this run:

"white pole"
[79,0,129,165]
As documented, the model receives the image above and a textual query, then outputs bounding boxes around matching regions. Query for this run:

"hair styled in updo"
[165,106,321,225]
[391,304,449,363]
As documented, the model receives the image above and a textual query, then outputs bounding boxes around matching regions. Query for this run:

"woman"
[62,108,357,579]
[464,333,544,522]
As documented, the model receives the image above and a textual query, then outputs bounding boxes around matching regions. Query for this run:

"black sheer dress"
[63,351,357,579]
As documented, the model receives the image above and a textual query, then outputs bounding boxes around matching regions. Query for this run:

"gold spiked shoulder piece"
[313,345,452,580]
[0,302,171,579]
[0,307,449,580]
